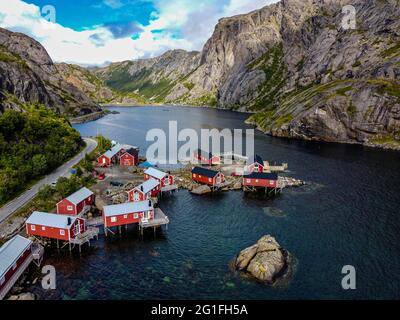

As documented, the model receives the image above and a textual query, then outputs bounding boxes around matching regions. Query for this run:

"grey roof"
[103,201,153,217]
[26,212,77,229]
[65,187,93,205]
[133,178,159,194]
[103,143,138,159]
[0,235,32,278]
[144,167,167,180]
[103,144,124,159]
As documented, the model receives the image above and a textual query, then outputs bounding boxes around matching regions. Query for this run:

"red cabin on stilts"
[243,172,278,188]
[144,168,174,188]
[26,212,86,241]
[103,200,154,230]
[0,235,34,300]
[191,167,225,186]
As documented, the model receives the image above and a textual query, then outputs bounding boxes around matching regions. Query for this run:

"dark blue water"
[30,106,400,299]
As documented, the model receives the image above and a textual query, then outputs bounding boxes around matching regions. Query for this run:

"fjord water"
[33,106,400,299]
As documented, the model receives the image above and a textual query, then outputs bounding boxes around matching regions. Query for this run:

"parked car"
[110,181,124,187]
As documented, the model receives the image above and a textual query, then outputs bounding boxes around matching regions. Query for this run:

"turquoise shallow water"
[28,106,400,299]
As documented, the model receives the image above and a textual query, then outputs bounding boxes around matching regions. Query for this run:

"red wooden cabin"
[119,152,136,167]
[246,154,265,173]
[243,172,278,188]
[127,178,160,202]
[97,144,126,167]
[103,200,154,229]
[191,167,225,186]
[144,168,174,188]
[56,187,94,216]
[193,149,221,165]
[0,235,33,300]
[26,212,86,241]
[98,144,139,167]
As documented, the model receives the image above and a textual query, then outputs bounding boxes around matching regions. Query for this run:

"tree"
[32,154,47,176]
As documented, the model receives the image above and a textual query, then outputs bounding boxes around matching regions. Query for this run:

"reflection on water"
[25,106,400,300]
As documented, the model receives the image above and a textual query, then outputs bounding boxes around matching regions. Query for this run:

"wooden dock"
[161,185,178,193]
[139,208,169,229]
[67,226,99,252]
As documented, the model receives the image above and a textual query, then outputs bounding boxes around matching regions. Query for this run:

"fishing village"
[0,139,304,300]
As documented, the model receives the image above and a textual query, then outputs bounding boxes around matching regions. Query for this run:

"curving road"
[0,137,98,224]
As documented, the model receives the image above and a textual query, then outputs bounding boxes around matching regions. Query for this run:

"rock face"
[95,49,201,103]
[235,235,288,284]
[56,63,148,105]
[0,28,100,115]
[94,0,400,147]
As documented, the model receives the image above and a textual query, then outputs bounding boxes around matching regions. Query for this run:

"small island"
[234,235,291,285]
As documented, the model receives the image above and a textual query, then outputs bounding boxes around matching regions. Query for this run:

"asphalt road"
[0,137,98,224]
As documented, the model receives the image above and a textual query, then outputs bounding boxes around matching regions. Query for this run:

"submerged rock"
[190,185,212,195]
[8,292,36,300]
[234,235,289,284]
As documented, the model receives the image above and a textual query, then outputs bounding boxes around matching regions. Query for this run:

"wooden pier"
[68,226,100,252]
[139,208,169,237]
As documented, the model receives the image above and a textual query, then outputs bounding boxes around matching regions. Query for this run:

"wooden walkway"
[161,185,178,193]
[139,208,169,229]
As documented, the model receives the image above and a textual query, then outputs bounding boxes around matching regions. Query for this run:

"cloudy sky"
[0,0,278,65]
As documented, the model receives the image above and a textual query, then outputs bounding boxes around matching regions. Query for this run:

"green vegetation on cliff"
[0,105,83,205]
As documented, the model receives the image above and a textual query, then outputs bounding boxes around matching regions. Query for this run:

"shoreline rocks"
[234,235,291,285]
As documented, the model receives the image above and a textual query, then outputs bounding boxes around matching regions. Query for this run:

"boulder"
[8,292,36,300]
[190,185,212,195]
[234,235,288,284]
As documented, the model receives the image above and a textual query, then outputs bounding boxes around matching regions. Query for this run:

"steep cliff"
[167,0,400,147]
[0,28,100,116]
[95,49,201,103]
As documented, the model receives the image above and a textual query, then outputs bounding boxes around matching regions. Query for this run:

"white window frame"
[193,174,197,178]
[67,205,73,211]
[208,178,212,182]
[246,179,251,183]
[42,226,46,231]
[134,213,139,219]
[124,215,128,219]
[31,225,36,231]
[111,217,117,223]
[60,229,65,236]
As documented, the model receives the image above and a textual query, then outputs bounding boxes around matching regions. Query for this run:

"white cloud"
[0,0,279,66]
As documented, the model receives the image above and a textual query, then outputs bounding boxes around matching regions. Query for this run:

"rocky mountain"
[95,0,399,148]
[0,28,100,116]
[95,49,201,103]
[55,63,148,105]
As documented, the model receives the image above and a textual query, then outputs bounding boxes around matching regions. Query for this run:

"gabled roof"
[26,212,78,229]
[131,178,159,194]
[247,154,264,166]
[192,166,220,178]
[243,172,278,180]
[144,167,168,180]
[103,143,124,159]
[65,187,93,205]
[0,235,32,278]
[103,201,153,217]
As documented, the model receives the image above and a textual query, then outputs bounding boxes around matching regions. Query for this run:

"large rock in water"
[234,235,288,284]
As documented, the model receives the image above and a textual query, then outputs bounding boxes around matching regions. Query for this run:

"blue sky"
[0,0,278,65]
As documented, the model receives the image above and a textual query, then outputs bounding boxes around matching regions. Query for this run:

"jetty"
[139,208,169,237]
